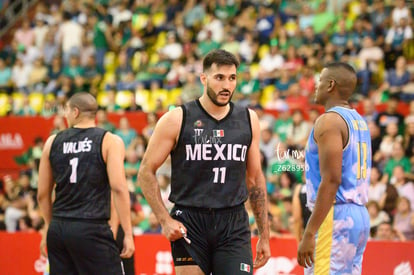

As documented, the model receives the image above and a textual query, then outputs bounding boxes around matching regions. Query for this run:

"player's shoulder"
[315,111,346,128]
[103,131,124,148]
[156,106,183,127]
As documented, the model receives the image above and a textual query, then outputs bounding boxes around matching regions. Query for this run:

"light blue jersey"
[304,106,372,275]
[305,106,372,210]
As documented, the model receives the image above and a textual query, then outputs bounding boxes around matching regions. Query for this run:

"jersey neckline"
[195,99,234,124]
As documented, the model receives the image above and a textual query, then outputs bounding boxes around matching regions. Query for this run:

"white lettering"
[233,144,242,161]
[185,143,247,161]
[63,138,93,154]
[213,144,226,160]
[202,144,212,160]
[0,133,24,149]
[186,144,201,160]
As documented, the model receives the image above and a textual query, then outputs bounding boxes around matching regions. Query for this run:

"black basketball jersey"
[170,100,252,208]
[49,127,110,220]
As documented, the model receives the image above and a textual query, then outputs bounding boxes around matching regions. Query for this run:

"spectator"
[375,122,403,167]
[89,13,111,73]
[142,112,158,141]
[383,143,411,181]
[63,55,84,79]
[11,57,32,93]
[393,196,414,240]
[404,114,414,162]
[33,16,49,50]
[159,31,183,61]
[375,95,405,135]
[13,19,35,50]
[285,109,311,150]
[96,108,116,133]
[367,200,390,237]
[258,44,284,86]
[114,116,137,148]
[391,0,412,25]
[50,114,67,135]
[260,127,279,162]
[356,36,384,97]
[391,165,414,209]
[28,58,48,91]
[272,102,292,143]
[368,166,387,202]
[59,11,83,65]
[362,98,379,123]
[374,221,405,241]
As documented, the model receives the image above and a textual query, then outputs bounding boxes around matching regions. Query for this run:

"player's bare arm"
[104,132,135,258]
[246,109,271,268]
[138,107,186,241]
[297,112,347,267]
[292,184,304,243]
[37,134,56,256]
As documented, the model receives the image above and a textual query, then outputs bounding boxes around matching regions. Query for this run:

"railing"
[0,0,39,39]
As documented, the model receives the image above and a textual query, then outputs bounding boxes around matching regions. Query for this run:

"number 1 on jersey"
[212,167,226,184]
[69,157,79,183]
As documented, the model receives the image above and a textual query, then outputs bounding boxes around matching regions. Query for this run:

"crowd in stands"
[1,0,414,242]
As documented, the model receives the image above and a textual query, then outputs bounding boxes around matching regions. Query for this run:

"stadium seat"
[0,93,10,116]
[249,63,260,79]
[151,88,168,109]
[11,92,25,111]
[96,91,109,108]
[152,12,166,27]
[115,90,133,109]
[260,85,275,107]
[153,32,167,52]
[104,52,117,73]
[45,93,56,102]
[135,89,152,112]
[167,87,182,106]
[131,51,142,71]
[101,72,116,90]
[258,44,270,60]
[132,13,149,30]
[28,92,44,114]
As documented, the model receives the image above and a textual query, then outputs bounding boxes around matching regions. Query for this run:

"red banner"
[0,232,413,275]
[0,112,149,178]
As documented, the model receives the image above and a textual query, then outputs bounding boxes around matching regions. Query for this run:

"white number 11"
[212,167,226,184]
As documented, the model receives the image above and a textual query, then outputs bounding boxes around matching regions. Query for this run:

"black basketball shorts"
[47,217,124,275]
[170,204,253,275]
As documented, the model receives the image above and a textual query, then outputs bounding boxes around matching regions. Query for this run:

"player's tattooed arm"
[248,185,269,238]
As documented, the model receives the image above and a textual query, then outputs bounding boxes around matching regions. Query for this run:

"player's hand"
[297,232,315,268]
[254,237,271,269]
[160,216,187,242]
[120,234,135,258]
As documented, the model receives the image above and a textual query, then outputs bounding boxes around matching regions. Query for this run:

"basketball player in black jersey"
[37,92,135,275]
[138,49,271,275]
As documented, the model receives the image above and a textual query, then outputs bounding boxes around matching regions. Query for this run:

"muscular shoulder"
[314,112,348,142]
[156,107,183,135]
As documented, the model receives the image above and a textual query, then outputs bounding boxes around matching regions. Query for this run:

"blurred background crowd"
[0,0,414,243]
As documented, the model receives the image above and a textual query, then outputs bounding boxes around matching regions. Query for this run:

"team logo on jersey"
[194,120,204,127]
[213,129,224,137]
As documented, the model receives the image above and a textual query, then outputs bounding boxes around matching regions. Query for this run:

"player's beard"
[206,84,233,107]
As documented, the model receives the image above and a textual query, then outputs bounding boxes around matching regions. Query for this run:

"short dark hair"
[68,92,98,117]
[203,49,239,72]
[325,62,356,75]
